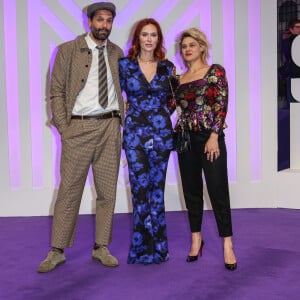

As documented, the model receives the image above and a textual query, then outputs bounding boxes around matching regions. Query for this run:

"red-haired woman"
[119,18,176,264]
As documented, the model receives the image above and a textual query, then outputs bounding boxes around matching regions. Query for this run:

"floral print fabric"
[119,58,175,151]
[119,57,175,264]
[175,64,228,134]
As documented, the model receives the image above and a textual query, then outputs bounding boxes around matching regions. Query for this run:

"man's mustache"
[96,28,109,33]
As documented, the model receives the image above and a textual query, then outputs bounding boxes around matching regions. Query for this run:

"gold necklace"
[191,65,209,73]
[138,56,156,64]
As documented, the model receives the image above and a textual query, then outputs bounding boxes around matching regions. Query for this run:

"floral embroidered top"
[119,57,175,150]
[174,64,228,134]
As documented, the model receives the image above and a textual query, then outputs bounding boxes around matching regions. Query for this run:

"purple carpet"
[1,208,299,300]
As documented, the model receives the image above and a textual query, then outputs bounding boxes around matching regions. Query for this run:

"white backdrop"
[1,0,299,217]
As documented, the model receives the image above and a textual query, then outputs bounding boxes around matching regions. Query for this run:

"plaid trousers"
[51,117,121,248]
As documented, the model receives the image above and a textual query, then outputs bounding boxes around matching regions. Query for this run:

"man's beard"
[91,26,111,41]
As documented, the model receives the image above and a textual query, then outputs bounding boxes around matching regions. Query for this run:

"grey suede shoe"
[92,246,119,267]
[37,250,66,273]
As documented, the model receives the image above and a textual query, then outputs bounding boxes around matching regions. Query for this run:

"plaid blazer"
[50,33,124,133]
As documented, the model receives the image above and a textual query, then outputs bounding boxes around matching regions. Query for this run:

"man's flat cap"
[87,2,116,18]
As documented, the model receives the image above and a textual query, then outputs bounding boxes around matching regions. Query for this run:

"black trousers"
[178,131,233,237]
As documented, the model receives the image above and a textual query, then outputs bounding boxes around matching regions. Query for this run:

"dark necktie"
[96,46,108,108]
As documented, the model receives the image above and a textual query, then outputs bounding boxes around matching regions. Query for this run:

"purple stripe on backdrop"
[152,0,180,22]
[4,0,21,189]
[114,0,146,28]
[165,0,211,74]
[199,0,212,66]
[222,0,237,182]
[248,0,262,181]
[27,0,76,189]
[28,0,44,189]
[165,0,208,57]
[49,43,61,188]
[57,0,85,23]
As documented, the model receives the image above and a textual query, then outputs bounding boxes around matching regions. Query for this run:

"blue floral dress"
[119,57,175,264]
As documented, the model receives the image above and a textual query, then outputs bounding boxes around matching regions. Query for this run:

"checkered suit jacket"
[50,33,124,134]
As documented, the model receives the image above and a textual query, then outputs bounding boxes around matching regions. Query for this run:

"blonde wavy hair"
[176,28,210,67]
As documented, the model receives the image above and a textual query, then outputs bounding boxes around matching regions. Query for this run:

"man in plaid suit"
[38,2,124,273]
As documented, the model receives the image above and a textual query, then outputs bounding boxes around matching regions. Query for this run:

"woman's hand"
[204,132,220,162]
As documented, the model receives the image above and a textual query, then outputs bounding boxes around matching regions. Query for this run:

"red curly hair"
[128,18,165,61]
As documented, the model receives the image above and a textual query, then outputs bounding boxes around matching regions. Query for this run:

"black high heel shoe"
[186,240,204,262]
[225,262,237,271]
[224,246,237,270]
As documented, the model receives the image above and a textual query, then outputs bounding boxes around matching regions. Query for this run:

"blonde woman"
[174,28,237,270]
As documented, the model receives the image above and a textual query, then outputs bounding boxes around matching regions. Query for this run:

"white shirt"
[72,33,119,116]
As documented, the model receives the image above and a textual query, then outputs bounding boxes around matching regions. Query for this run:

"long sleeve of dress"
[207,65,228,134]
